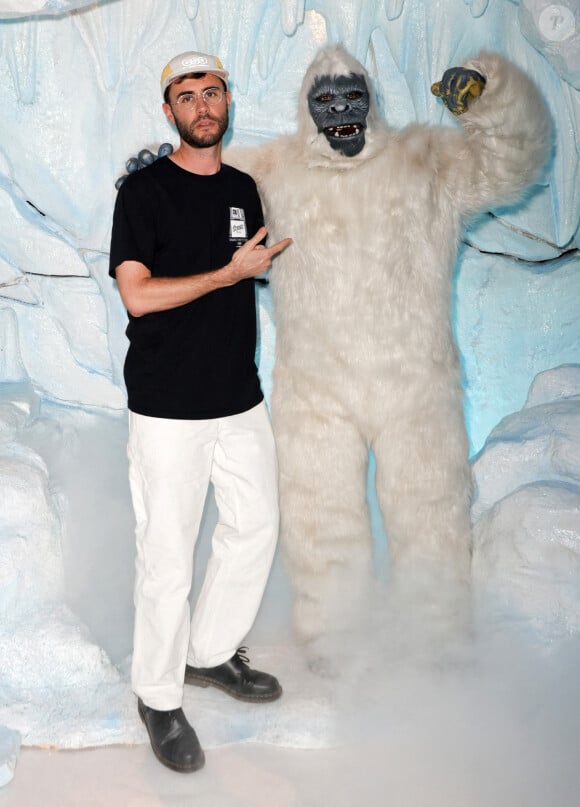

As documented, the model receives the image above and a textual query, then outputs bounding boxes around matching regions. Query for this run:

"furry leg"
[273,398,374,659]
[372,395,473,655]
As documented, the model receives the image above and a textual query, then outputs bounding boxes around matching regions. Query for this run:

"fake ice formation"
[0,0,578,89]
[0,0,96,16]
[473,364,580,640]
[0,0,579,778]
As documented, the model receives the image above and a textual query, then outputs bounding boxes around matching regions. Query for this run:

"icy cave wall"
[0,0,579,769]
[0,0,577,444]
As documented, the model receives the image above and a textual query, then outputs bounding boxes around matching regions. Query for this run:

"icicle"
[384,0,405,22]
[279,0,305,36]
[314,0,381,64]
[256,2,290,83]
[182,0,199,20]
[463,0,490,18]
[72,1,170,93]
[72,4,119,92]
[189,0,273,95]
[4,18,38,105]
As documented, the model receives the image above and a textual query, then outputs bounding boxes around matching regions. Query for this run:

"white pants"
[127,401,279,710]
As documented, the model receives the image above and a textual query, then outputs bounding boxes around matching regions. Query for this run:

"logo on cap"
[182,56,210,69]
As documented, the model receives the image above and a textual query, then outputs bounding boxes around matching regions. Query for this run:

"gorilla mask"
[307,73,370,157]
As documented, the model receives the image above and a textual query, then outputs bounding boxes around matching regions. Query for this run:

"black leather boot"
[185,647,282,702]
[138,698,205,773]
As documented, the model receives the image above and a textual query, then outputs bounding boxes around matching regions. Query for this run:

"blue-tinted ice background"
[0,0,579,799]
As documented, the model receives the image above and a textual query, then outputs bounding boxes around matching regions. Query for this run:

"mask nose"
[330,100,348,113]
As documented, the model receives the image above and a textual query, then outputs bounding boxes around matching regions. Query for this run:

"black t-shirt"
[109,157,265,419]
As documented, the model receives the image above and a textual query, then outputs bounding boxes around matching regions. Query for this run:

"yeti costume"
[226,45,551,649]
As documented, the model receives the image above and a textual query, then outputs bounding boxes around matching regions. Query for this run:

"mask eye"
[346,91,363,100]
[316,93,334,103]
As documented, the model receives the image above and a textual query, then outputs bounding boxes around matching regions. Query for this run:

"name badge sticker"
[229,207,248,242]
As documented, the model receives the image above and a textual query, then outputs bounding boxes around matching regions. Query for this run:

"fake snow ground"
[6,653,580,807]
[4,626,580,805]
[1,365,580,804]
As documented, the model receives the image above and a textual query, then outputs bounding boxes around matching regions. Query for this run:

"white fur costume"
[227,46,551,646]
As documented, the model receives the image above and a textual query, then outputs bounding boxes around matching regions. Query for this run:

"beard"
[175,107,229,149]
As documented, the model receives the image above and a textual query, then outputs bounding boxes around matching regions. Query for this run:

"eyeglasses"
[171,88,225,108]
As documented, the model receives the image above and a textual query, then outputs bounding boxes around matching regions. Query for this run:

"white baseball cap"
[160,51,229,96]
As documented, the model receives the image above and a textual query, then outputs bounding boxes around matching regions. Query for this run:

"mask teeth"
[327,124,361,137]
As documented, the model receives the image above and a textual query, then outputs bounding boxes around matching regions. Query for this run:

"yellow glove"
[431,67,486,116]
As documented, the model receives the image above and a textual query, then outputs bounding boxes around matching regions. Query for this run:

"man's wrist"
[216,262,237,287]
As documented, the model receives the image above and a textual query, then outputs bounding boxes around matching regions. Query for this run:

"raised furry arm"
[438,52,552,217]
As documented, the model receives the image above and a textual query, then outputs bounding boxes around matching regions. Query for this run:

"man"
[109,50,292,774]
